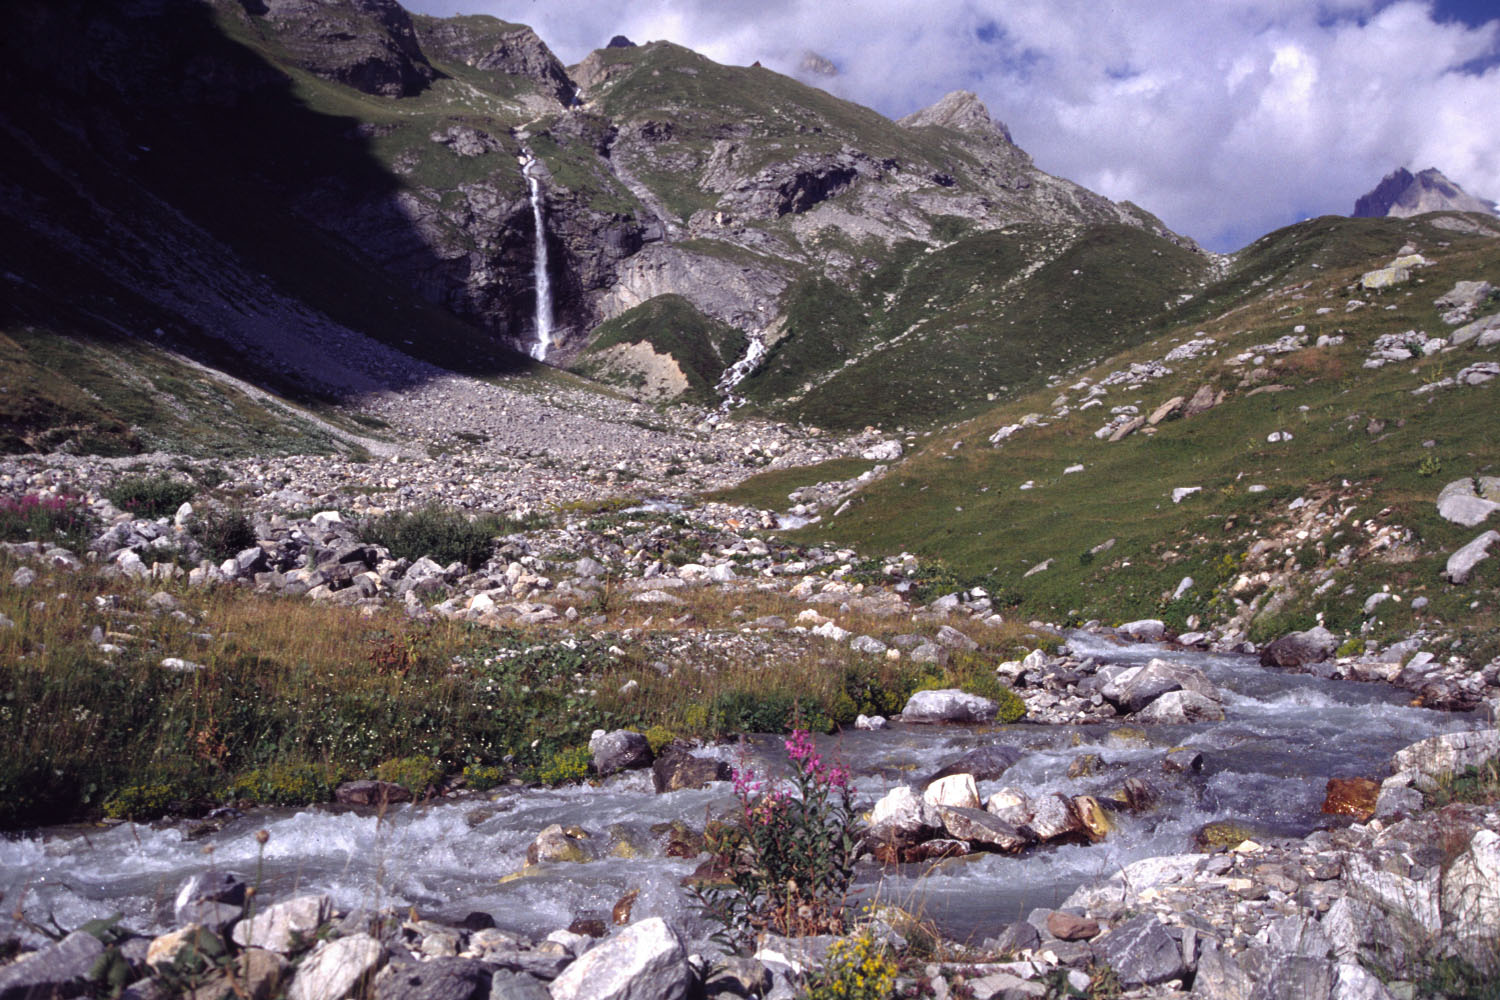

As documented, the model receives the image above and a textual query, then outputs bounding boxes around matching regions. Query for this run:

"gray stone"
[1193,937,1251,1000]
[909,642,948,665]
[936,805,1030,852]
[1445,530,1500,584]
[589,729,652,776]
[574,557,605,578]
[1331,962,1397,1000]
[233,894,332,952]
[1105,658,1220,713]
[849,635,887,655]
[901,688,997,724]
[0,930,105,1000]
[548,918,691,1000]
[490,970,552,1000]
[1249,957,1332,1000]
[1090,914,1185,987]
[289,933,384,1000]
[1265,915,1331,959]
[1134,689,1226,723]
[374,957,490,1000]
[1437,477,1500,527]
[926,745,1023,785]
[934,625,978,652]
[1440,828,1500,972]
[1260,626,1338,667]
[1451,311,1500,345]
[1117,619,1166,642]
[10,566,37,588]
[174,871,248,924]
[651,749,730,792]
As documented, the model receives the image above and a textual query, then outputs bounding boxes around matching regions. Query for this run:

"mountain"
[1353,166,1498,219]
[0,0,1212,454]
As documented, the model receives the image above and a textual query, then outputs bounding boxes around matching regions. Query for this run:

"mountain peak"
[898,90,1013,145]
[1353,166,1497,218]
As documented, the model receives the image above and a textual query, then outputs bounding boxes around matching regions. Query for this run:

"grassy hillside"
[570,295,748,404]
[796,214,1500,654]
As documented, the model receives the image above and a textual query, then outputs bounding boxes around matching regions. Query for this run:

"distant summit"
[899,90,1014,146]
[1353,167,1497,218]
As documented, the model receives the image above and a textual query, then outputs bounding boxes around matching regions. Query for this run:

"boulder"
[1021,793,1082,842]
[867,785,938,848]
[1259,626,1338,667]
[174,871,248,925]
[527,824,594,865]
[1046,911,1100,941]
[651,749,731,793]
[589,730,653,777]
[922,773,981,810]
[1440,829,1500,972]
[1117,619,1166,642]
[289,934,384,1000]
[1445,530,1500,584]
[1391,730,1500,790]
[548,918,691,1000]
[926,745,1023,785]
[1104,658,1220,713]
[1091,914,1185,987]
[233,894,332,952]
[934,625,978,651]
[1451,311,1500,346]
[489,970,552,1000]
[372,957,491,1000]
[336,780,411,806]
[901,689,997,724]
[1134,689,1225,723]
[1437,477,1500,527]
[0,931,105,1000]
[936,806,1031,852]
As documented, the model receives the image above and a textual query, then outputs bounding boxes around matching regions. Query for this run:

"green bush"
[462,763,503,790]
[644,725,675,754]
[102,782,181,820]
[535,746,591,785]
[375,754,444,794]
[365,506,511,569]
[803,931,898,1000]
[709,689,831,736]
[106,474,195,518]
[191,505,257,562]
[226,762,341,805]
[0,493,95,552]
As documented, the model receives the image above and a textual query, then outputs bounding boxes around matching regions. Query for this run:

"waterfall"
[520,152,553,362]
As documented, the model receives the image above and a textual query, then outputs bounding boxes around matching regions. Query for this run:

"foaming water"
[0,636,1482,945]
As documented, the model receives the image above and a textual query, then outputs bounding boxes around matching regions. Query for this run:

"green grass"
[572,294,748,403]
[709,457,879,510]
[797,215,1500,645]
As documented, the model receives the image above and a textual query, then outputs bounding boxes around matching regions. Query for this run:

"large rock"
[866,785,939,857]
[289,934,384,1000]
[651,749,730,793]
[527,824,595,865]
[901,689,998,724]
[589,730,653,777]
[1445,530,1500,584]
[1091,914,1185,987]
[1117,619,1166,642]
[1103,658,1221,713]
[936,806,1031,852]
[1021,793,1082,842]
[547,918,691,1000]
[233,894,332,953]
[374,957,491,1000]
[1391,729,1500,790]
[1440,829,1500,972]
[1133,689,1225,723]
[1259,626,1337,668]
[0,931,104,1000]
[1437,477,1500,527]
[926,745,1024,785]
[922,773,981,810]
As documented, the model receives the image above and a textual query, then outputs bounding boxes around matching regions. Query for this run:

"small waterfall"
[520,152,553,362]
[714,333,768,410]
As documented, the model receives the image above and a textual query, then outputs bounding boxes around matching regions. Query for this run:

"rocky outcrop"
[899,90,1017,148]
[596,245,788,337]
[413,16,574,105]
[1353,166,1498,219]
[254,0,436,98]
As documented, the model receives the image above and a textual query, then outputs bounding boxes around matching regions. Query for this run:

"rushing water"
[0,635,1481,947]
[520,152,553,362]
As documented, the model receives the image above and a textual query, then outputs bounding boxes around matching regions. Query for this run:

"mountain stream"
[0,634,1482,948]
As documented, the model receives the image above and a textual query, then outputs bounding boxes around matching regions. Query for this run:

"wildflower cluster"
[697,730,861,945]
[0,492,94,551]
[803,931,898,1000]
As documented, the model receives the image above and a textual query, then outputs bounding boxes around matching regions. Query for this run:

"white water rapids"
[520,152,553,362]
[0,636,1484,948]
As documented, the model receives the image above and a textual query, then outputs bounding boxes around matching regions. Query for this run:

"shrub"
[644,725,675,755]
[102,782,180,820]
[709,689,831,736]
[190,505,257,562]
[106,474,195,518]
[696,731,860,946]
[365,506,507,569]
[226,763,340,805]
[535,746,591,785]
[802,931,898,1000]
[462,763,503,791]
[375,754,444,794]
[0,493,95,552]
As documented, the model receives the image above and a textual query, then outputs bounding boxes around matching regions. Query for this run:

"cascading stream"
[0,640,1483,948]
[520,152,553,362]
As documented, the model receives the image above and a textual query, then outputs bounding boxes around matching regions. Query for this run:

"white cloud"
[411,0,1500,250]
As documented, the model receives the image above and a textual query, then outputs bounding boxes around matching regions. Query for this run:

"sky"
[406,0,1500,252]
